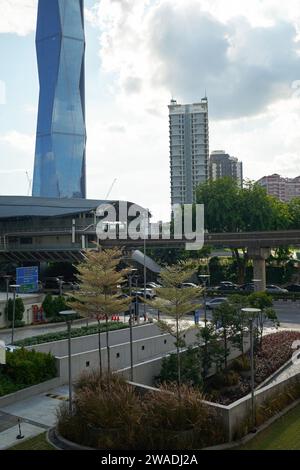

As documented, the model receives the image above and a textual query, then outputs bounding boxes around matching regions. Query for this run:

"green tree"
[68,248,130,378]
[42,294,55,318]
[196,178,291,283]
[146,262,202,395]
[212,302,237,369]
[196,323,224,379]
[5,298,24,323]
[288,197,300,229]
[247,291,279,348]
[52,295,69,316]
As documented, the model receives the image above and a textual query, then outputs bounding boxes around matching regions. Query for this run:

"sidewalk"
[0,385,68,450]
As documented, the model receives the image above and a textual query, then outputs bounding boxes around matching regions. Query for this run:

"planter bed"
[206,331,300,405]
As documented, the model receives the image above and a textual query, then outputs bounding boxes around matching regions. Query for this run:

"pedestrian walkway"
[0,385,68,449]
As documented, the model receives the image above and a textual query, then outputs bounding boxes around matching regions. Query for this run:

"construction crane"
[25,171,32,196]
[105,178,117,200]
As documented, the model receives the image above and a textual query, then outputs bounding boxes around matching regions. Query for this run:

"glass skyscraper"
[32,0,86,199]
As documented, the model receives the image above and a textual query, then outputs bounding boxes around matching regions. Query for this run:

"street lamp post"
[198,274,210,327]
[241,307,261,433]
[10,285,20,346]
[143,212,149,324]
[3,275,12,323]
[57,276,64,296]
[128,269,137,381]
[3,275,11,303]
[59,310,76,413]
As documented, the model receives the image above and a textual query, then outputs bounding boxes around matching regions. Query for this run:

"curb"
[47,427,95,450]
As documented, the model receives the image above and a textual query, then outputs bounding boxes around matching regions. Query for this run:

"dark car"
[240,283,254,292]
[286,284,300,292]
[217,284,239,291]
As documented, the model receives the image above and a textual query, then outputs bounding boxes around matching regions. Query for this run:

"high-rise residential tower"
[168,98,209,205]
[257,174,300,202]
[32,0,86,198]
[209,150,243,187]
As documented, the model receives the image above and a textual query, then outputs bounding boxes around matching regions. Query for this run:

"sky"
[0,0,300,222]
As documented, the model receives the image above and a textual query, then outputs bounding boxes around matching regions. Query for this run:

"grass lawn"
[7,432,55,451]
[238,403,300,450]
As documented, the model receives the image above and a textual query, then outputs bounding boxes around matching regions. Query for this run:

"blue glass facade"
[32,0,86,198]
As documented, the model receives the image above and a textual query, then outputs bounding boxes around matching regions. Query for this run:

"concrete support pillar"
[247,248,271,292]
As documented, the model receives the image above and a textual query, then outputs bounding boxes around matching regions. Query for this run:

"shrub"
[5,297,24,322]
[156,347,203,388]
[209,370,240,389]
[232,355,250,372]
[57,371,142,450]
[42,294,55,318]
[3,349,56,386]
[57,370,226,450]
[15,322,127,347]
[140,384,225,449]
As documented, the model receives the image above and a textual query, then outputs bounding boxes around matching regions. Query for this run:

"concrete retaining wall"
[56,327,199,384]
[26,323,162,356]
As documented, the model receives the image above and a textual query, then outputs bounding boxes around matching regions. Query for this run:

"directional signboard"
[16,266,39,293]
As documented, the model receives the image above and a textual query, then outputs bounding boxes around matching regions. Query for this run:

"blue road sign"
[16,266,39,293]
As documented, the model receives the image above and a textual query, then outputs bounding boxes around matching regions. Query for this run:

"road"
[0,300,299,344]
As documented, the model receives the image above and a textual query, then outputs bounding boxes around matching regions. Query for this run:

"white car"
[181,283,199,288]
[266,285,288,294]
[132,288,156,299]
[205,297,228,310]
[5,345,20,353]
[146,282,162,289]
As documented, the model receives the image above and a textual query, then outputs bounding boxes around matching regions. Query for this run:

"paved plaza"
[0,386,68,450]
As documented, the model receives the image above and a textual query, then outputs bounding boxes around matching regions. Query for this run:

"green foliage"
[212,302,237,369]
[209,370,240,388]
[146,262,203,389]
[0,349,57,396]
[288,197,300,229]
[196,178,291,233]
[5,297,24,323]
[42,294,55,318]
[231,355,251,372]
[197,324,224,378]
[42,294,70,319]
[15,322,127,347]
[157,348,203,388]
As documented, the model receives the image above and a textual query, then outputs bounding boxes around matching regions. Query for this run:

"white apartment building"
[168,98,209,205]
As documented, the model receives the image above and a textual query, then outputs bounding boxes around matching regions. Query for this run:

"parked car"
[217,282,239,291]
[181,283,199,288]
[220,281,237,287]
[266,285,288,294]
[132,288,156,299]
[286,284,300,293]
[146,282,162,289]
[205,297,228,310]
[240,283,255,292]
[5,345,20,353]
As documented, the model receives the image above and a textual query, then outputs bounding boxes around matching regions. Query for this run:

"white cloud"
[0,0,36,36]
[0,130,35,154]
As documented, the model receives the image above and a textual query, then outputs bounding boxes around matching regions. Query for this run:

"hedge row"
[15,322,128,347]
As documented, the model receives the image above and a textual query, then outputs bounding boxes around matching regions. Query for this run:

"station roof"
[0,196,126,219]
